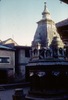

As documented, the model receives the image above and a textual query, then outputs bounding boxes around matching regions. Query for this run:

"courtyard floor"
[0,87,29,100]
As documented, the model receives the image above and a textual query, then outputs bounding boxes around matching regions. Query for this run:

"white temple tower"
[32,3,64,48]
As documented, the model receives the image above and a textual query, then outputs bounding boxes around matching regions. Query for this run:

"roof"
[0,40,2,43]
[15,46,31,50]
[2,38,18,46]
[0,45,15,50]
[56,18,68,27]
[27,60,68,66]
[60,0,68,4]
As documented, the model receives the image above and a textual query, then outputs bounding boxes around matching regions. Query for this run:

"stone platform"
[25,90,68,100]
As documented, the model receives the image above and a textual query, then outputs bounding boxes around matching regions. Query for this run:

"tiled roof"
[15,46,31,49]
[0,45,13,50]
[2,38,18,46]
[60,0,68,4]
[56,18,68,27]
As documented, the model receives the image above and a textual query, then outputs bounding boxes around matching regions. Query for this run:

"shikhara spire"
[32,2,64,49]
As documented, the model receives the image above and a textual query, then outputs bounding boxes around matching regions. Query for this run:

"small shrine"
[26,2,68,99]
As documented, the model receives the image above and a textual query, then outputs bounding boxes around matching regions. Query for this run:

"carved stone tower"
[31,3,64,60]
[32,2,64,48]
[26,3,68,100]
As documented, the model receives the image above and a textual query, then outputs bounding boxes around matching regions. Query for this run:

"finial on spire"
[42,2,51,20]
[44,2,46,10]
[44,2,46,6]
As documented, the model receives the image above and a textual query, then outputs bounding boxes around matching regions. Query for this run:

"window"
[52,71,60,76]
[46,49,51,57]
[59,48,63,55]
[0,57,10,63]
[53,48,58,58]
[25,49,30,57]
[39,48,44,59]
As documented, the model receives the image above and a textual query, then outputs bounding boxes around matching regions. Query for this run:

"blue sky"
[0,0,68,46]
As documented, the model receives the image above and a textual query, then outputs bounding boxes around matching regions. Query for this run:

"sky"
[0,0,68,46]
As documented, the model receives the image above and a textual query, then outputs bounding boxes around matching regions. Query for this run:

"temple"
[26,3,68,99]
[31,2,64,59]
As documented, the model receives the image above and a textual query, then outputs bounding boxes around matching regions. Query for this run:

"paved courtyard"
[0,88,29,100]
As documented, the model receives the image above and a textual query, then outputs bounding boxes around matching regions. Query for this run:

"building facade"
[0,38,31,83]
[0,45,15,83]
[15,46,31,81]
